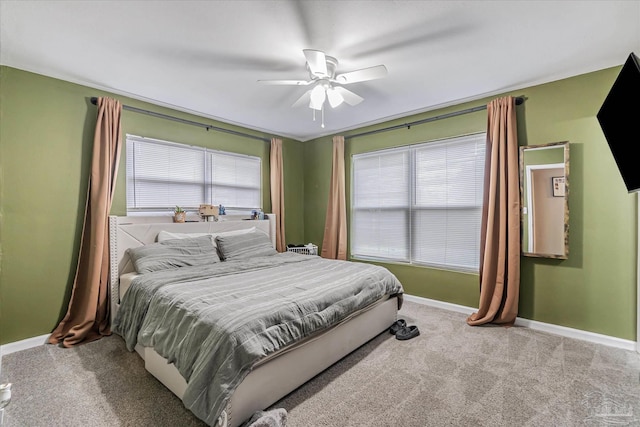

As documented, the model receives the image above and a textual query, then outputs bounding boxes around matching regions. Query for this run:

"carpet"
[2,301,639,426]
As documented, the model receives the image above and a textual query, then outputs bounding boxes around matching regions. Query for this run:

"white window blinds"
[351,149,410,261]
[351,132,485,272]
[412,134,485,271]
[208,151,261,209]
[126,135,261,212]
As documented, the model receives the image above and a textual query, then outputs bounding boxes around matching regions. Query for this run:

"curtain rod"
[345,96,525,140]
[90,97,271,143]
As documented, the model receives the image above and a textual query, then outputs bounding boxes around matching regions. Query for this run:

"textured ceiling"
[1,1,639,141]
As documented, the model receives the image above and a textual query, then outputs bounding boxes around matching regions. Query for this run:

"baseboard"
[0,334,50,356]
[403,294,476,316]
[403,294,637,352]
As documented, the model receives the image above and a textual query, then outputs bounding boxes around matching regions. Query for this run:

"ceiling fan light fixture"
[326,87,344,108]
[309,85,326,110]
[258,49,386,127]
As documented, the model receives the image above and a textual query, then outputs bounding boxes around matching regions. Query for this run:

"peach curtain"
[321,135,347,260]
[270,138,286,252]
[49,97,123,346]
[467,96,521,326]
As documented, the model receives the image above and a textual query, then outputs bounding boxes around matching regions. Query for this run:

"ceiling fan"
[258,49,387,127]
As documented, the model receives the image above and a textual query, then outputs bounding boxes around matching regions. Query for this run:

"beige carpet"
[2,301,640,426]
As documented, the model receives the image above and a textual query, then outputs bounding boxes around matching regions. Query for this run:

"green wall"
[304,66,637,341]
[1,64,637,345]
[0,67,305,344]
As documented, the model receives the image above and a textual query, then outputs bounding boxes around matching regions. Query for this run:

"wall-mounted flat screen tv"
[597,52,640,193]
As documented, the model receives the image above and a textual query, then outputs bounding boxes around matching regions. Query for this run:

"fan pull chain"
[310,100,326,128]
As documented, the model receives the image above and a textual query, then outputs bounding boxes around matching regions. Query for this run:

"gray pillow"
[127,235,220,274]
[215,231,277,260]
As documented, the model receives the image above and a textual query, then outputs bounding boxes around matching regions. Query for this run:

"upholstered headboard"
[108,214,276,325]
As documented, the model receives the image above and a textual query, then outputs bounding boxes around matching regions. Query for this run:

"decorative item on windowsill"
[251,209,265,220]
[173,206,186,223]
[218,205,226,215]
[199,204,219,222]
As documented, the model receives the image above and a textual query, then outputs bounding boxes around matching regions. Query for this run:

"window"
[126,135,261,213]
[351,133,485,272]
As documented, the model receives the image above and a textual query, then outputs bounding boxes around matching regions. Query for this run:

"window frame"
[125,134,262,215]
[350,132,486,273]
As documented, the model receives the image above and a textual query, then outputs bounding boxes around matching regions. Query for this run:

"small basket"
[287,244,318,256]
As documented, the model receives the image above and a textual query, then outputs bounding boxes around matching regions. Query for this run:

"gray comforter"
[113,252,403,426]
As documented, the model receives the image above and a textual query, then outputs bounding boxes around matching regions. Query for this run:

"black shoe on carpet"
[389,319,407,335]
[396,325,420,340]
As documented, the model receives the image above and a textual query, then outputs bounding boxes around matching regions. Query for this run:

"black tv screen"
[597,52,640,193]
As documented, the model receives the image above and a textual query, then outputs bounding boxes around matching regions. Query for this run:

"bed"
[109,215,404,427]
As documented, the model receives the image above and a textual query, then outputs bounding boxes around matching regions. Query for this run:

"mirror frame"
[519,141,569,259]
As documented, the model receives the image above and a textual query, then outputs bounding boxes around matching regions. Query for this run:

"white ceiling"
[1,1,639,142]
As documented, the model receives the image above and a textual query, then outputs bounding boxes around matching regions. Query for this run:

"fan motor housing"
[307,55,338,79]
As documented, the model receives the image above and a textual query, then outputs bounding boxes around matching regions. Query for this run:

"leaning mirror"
[519,141,569,259]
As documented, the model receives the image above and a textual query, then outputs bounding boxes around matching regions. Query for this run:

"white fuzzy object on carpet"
[243,408,287,427]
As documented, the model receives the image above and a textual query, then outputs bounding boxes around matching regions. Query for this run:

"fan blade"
[257,79,311,86]
[303,49,328,77]
[333,87,363,106]
[292,90,312,108]
[335,65,387,84]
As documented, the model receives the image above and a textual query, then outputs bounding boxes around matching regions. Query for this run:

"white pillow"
[157,227,257,246]
[216,226,257,237]
[157,230,215,243]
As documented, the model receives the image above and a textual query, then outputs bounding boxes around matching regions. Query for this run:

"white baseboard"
[403,294,476,315]
[0,334,50,356]
[403,294,637,352]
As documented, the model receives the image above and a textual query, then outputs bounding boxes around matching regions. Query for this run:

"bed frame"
[109,215,399,427]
